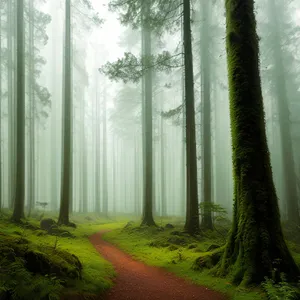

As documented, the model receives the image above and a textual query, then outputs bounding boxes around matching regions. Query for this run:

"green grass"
[0,210,126,298]
[102,220,266,300]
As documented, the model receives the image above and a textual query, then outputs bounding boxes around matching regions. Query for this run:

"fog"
[0,0,300,226]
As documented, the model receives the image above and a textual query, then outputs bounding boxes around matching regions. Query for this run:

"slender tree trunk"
[219,0,299,285]
[112,136,116,215]
[160,101,166,216]
[82,95,88,213]
[102,88,108,216]
[141,3,156,226]
[0,12,2,210]
[183,0,200,234]
[50,1,59,212]
[95,70,101,213]
[200,0,213,230]
[27,0,35,217]
[58,0,72,225]
[7,0,15,210]
[12,0,25,222]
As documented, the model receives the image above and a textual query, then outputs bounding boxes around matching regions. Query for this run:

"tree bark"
[200,0,213,230]
[58,0,72,225]
[183,0,200,234]
[141,2,156,226]
[102,87,108,216]
[12,0,25,222]
[219,0,299,285]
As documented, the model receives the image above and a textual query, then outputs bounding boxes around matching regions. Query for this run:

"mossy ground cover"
[103,218,300,300]
[0,210,126,299]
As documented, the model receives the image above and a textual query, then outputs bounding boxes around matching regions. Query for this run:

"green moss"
[103,223,265,300]
[0,213,124,298]
[221,0,300,286]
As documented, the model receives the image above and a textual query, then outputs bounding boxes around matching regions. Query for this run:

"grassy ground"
[0,210,126,299]
[103,218,300,300]
[1,211,299,300]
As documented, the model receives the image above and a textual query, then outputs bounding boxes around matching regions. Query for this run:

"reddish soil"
[89,230,228,300]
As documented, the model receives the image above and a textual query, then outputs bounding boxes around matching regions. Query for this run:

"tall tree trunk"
[0,11,2,210]
[219,0,299,285]
[7,0,16,210]
[12,0,25,222]
[200,0,213,230]
[183,0,200,234]
[50,1,59,212]
[95,70,101,214]
[141,2,156,226]
[82,95,88,213]
[102,88,108,216]
[267,0,299,225]
[58,0,72,225]
[27,0,35,217]
[160,101,166,216]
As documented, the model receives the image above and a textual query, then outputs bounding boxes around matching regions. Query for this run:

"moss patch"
[0,212,124,299]
[103,221,266,300]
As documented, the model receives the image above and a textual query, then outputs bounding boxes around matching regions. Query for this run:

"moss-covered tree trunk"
[12,0,25,222]
[219,0,299,285]
[183,0,200,234]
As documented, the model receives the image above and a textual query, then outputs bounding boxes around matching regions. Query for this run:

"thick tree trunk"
[200,0,213,230]
[58,0,72,225]
[12,0,25,222]
[183,0,200,234]
[219,0,299,285]
[141,3,156,226]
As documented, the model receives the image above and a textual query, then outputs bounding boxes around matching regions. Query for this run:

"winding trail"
[89,230,227,300]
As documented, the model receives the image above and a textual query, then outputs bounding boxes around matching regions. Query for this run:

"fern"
[262,274,300,300]
[0,257,62,300]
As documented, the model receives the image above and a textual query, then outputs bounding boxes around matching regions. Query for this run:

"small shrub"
[262,274,300,300]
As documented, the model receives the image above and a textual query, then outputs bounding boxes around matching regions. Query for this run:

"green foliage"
[199,202,227,217]
[100,51,182,83]
[103,220,265,300]
[0,214,121,298]
[0,257,62,300]
[262,274,300,300]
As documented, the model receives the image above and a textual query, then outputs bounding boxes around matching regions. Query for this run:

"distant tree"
[12,0,25,222]
[58,0,72,225]
[218,0,299,285]
[198,0,213,231]
[259,0,300,225]
[102,0,200,232]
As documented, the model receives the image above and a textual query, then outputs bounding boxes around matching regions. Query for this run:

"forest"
[0,0,300,299]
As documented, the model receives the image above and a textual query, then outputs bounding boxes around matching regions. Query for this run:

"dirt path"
[89,231,227,300]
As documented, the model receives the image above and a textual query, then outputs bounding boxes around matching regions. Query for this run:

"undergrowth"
[0,210,125,299]
[262,274,300,300]
[103,219,300,300]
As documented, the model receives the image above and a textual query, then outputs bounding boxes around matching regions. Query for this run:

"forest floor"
[90,230,227,300]
[1,212,300,300]
[102,220,266,300]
